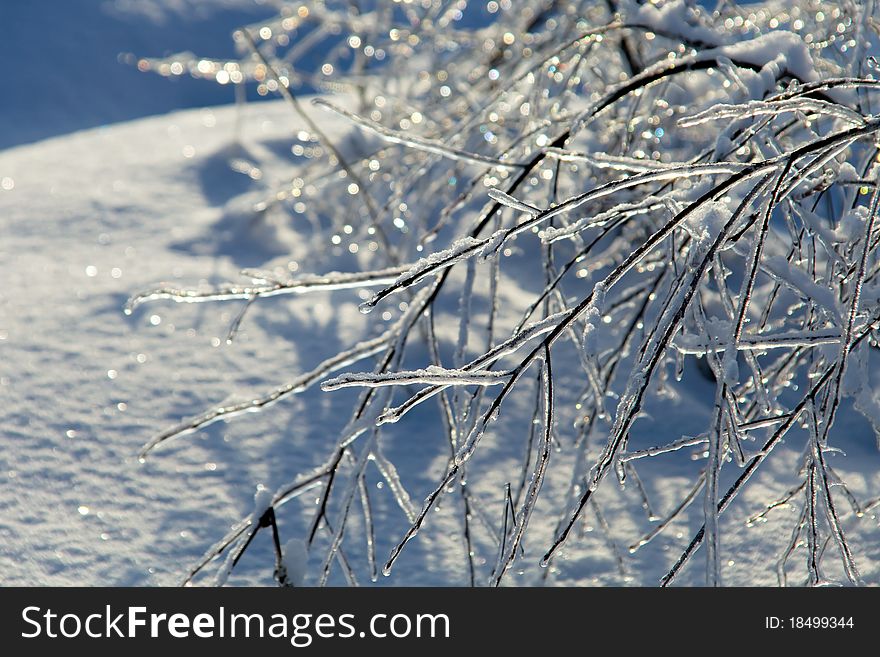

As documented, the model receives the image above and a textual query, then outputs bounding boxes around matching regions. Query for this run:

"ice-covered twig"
[619,435,708,463]
[679,98,866,128]
[543,148,680,171]
[377,311,569,424]
[487,188,541,216]
[313,98,526,170]
[491,348,553,586]
[358,234,500,313]
[319,436,376,586]
[139,333,391,458]
[125,266,410,313]
[673,327,844,354]
[541,195,673,243]
[747,481,807,526]
[628,474,705,554]
[322,366,512,391]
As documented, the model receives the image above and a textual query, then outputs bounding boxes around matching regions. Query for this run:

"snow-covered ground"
[0,0,305,586]
[3,97,878,586]
[2,0,880,587]
[0,101,302,585]
[0,0,278,150]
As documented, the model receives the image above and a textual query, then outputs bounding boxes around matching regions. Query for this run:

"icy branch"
[321,366,511,390]
[312,98,525,170]
[126,266,410,313]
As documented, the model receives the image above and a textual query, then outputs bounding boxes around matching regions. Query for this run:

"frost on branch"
[132,0,880,587]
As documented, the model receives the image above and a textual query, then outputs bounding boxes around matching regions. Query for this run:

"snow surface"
[0,100,335,585]
[3,98,878,586]
[2,0,880,588]
[0,98,548,586]
[0,0,278,150]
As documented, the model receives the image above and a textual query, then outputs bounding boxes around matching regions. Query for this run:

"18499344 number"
[765,617,854,629]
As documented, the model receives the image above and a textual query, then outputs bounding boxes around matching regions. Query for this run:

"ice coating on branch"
[212,548,238,588]
[312,98,523,169]
[359,236,486,312]
[322,365,511,390]
[542,195,671,243]
[127,266,409,313]
[674,327,843,354]
[487,188,540,215]
[679,98,866,128]
[720,346,740,387]
[544,148,679,172]
[675,317,730,354]
[376,311,570,425]
[580,282,608,418]
[581,282,607,359]
[479,228,513,260]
